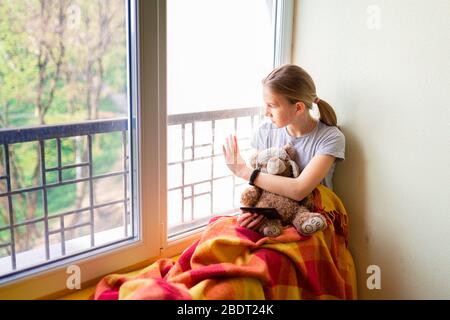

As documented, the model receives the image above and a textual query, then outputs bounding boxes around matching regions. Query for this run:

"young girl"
[223,64,345,232]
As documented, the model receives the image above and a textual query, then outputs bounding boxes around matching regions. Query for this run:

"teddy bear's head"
[250,144,300,178]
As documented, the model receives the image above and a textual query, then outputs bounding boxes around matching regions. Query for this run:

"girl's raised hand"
[222,134,250,179]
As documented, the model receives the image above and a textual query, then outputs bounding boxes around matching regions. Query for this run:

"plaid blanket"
[94,184,357,300]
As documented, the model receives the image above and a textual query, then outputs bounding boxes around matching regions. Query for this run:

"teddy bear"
[240,144,327,237]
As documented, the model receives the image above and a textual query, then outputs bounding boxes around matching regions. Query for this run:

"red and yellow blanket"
[94,185,357,300]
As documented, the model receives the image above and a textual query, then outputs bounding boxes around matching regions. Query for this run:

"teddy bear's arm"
[240,186,262,207]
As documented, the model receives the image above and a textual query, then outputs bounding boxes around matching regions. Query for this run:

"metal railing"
[0,119,131,277]
[167,107,262,237]
[0,106,263,276]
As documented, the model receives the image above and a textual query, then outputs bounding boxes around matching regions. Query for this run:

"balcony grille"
[0,119,132,278]
[0,107,263,278]
[167,107,262,238]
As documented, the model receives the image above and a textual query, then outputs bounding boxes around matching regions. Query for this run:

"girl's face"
[263,87,298,128]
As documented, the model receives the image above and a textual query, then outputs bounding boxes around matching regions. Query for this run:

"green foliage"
[0,0,128,250]
[46,183,77,215]
[93,132,124,175]
[12,191,44,223]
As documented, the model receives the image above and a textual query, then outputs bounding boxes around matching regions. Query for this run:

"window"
[0,0,293,298]
[165,0,293,239]
[0,0,161,299]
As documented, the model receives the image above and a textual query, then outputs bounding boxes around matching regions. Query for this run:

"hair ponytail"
[263,64,339,128]
[316,99,337,127]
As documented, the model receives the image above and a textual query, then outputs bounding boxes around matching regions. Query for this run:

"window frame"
[0,0,162,299]
[274,0,294,67]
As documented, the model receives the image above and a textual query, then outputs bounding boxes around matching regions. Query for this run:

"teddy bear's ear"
[288,160,300,178]
[282,144,297,161]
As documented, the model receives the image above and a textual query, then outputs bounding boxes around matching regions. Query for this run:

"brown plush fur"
[240,145,326,237]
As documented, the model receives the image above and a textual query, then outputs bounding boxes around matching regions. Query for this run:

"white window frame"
[0,0,162,299]
[274,0,294,67]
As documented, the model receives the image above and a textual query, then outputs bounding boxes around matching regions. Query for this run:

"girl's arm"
[247,154,335,201]
[223,135,335,202]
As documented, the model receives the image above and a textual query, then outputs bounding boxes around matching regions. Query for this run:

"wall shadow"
[333,125,371,299]
[334,124,411,299]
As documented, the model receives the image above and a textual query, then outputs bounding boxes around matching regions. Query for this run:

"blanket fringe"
[311,185,349,243]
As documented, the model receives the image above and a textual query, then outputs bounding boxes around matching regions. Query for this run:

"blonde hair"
[262,64,338,127]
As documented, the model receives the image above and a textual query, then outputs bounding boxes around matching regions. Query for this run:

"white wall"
[292,0,450,299]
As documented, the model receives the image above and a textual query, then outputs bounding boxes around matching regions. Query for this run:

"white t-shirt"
[251,120,345,190]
